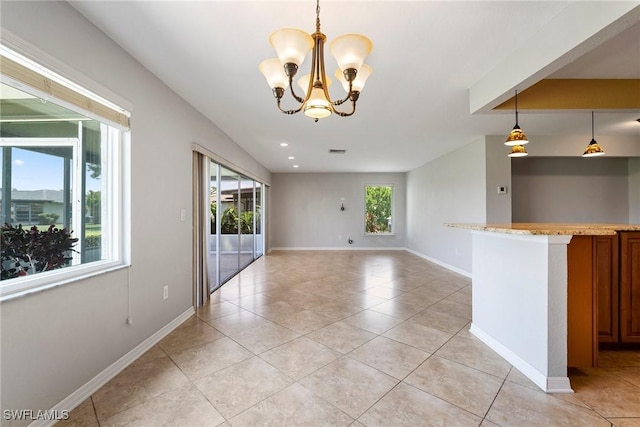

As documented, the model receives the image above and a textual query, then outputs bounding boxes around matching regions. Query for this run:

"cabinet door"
[596,235,619,343]
[567,235,597,367]
[620,232,640,343]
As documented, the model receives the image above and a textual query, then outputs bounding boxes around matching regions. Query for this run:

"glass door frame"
[205,159,265,294]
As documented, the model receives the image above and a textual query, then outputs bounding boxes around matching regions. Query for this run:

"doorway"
[194,154,265,305]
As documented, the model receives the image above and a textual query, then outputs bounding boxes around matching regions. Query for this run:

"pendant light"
[505,90,528,157]
[582,111,606,157]
[505,90,529,146]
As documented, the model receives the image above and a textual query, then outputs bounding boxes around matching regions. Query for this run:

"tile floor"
[59,250,640,426]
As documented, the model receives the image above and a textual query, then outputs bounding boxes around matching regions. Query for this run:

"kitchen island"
[447,223,640,393]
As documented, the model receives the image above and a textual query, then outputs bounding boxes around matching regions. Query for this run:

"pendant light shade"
[505,90,529,146]
[505,125,529,146]
[259,58,290,90]
[329,34,373,72]
[508,144,528,158]
[582,111,606,157]
[269,28,314,67]
[303,87,332,119]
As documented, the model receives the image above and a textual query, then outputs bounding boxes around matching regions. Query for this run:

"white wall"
[512,157,630,223]
[470,232,572,392]
[630,158,640,224]
[270,173,406,249]
[0,1,270,418]
[406,138,487,274]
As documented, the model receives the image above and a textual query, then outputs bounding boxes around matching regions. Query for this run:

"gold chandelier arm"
[288,78,306,103]
[276,98,305,115]
[331,80,353,106]
[331,99,357,117]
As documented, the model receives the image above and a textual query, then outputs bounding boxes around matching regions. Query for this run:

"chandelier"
[259,0,373,122]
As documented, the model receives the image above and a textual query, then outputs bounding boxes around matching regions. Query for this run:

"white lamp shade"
[334,64,372,92]
[297,74,332,97]
[269,28,313,66]
[304,87,332,119]
[259,58,289,89]
[329,33,373,71]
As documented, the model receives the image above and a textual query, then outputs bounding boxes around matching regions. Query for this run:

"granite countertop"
[445,223,640,235]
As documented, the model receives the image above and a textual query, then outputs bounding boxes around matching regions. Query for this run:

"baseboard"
[546,377,573,394]
[404,248,472,278]
[469,324,574,394]
[29,307,195,427]
[269,246,406,251]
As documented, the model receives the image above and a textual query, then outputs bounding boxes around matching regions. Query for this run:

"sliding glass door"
[206,160,265,293]
[219,166,240,284]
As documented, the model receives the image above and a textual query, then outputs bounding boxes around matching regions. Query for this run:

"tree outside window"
[365,185,393,234]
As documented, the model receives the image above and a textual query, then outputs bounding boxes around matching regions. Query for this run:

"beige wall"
[512,157,630,223]
[270,173,406,249]
[406,138,487,274]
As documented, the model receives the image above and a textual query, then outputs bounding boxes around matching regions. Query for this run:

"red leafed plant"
[1,223,78,280]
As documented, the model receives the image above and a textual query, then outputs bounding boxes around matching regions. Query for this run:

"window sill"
[365,233,396,237]
[0,261,129,303]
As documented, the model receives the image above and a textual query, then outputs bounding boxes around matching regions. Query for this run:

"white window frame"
[364,184,395,236]
[0,51,129,302]
[1,138,82,262]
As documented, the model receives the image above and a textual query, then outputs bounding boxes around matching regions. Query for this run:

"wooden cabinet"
[595,235,619,343]
[620,232,640,343]
[595,231,640,345]
[569,231,640,366]
[568,236,597,367]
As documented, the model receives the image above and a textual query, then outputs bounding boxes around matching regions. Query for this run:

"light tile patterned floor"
[58,250,640,426]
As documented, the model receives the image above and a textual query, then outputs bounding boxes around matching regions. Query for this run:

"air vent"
[329,149,347,154]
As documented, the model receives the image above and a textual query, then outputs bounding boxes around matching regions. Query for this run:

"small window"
[0,46,129,300]
[365,185,393,234]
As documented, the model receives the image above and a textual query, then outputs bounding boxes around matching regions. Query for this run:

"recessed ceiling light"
[288,156,295,160]
[293,165,299,168]
[280,142,289,147]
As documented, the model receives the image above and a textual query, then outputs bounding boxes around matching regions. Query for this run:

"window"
[365,185,393,234]
[0,46,129,300]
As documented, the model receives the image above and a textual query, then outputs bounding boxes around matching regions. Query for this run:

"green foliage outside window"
[365,185,392,233]
[212,203,260,235]
[37,212,60,225]
[221,205,239,234]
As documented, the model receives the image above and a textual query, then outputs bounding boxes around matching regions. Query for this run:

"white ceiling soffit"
[68,1,640,173]
[470,2,640,114]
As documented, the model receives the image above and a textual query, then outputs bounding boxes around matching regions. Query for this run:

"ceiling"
[69,1,640,173]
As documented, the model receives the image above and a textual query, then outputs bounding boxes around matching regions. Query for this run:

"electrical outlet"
[163,285,169,300]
